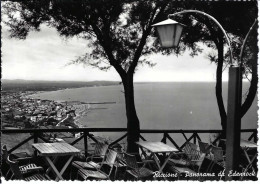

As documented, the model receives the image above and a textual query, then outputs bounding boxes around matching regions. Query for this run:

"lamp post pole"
[225,18,257,180]
[154,10,257,180]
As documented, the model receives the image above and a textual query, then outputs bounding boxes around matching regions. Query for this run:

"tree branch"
[90,23,126,79]
[128,4,167,74]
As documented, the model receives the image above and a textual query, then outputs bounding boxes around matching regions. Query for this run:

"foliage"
[2,0,205,73]
[2,0,257,76]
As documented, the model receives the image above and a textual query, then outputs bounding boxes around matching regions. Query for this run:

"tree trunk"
[241,61,258,117]
[122,73,140,153]
[215,37,227,137]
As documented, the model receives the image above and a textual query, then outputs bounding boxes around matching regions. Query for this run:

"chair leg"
[10,173,14,180]
[76,171,80,180]
[70,167,73,180]
[6,169,11,180]
[125,171,129,181]
[122,169,127,181]
[70,166,77,180]
[114,167,118,180]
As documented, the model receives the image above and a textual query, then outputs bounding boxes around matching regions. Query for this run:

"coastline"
[27,82,258,130]
[73,104,91,128]
[29,90,94,129]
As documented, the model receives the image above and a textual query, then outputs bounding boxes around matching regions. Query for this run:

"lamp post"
[153,10,257,180]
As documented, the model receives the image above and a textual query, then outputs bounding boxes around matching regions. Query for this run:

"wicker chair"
[198,140,212,155]
[167,142,204,179]
[210,145,225,168]
[72,142,109,170]
[168,142,202,168]
[112,150,127,180]
[1,145,32,160]
[77,149,117,180]
[171,156,224,181]
[124,153,154,181]
[184,142,199,151]
[168,153,209,180]
[6,155,50,181]
[1,145,43,180]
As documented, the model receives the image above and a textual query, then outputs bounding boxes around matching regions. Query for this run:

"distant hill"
[1,79,120,92]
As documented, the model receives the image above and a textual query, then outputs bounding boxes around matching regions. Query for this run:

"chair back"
[93,142,109,157]
[6,155,23,179]
[103,149,117,166]
[198,140,211,154]
[100,149,117,178]
[183,142,198,154]
[188,149,205,167]
[211,145,224,162]
[124,153,139,170]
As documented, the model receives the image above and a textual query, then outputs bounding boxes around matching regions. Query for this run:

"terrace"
[1,127,257,181]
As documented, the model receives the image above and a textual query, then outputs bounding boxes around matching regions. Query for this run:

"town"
[1,91,78,130]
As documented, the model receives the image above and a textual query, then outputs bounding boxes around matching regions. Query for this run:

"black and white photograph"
[0,0,258,182]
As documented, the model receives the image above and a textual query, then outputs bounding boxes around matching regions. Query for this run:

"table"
[32,142,80,181]
[240,139,257,173]
[136,142,179,174]
[240,139,257,149]
[220,139,257,172]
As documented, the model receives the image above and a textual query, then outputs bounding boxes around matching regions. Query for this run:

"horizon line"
[2,78,238,83]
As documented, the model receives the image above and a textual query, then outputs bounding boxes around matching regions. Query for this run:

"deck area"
[1,128,257,181]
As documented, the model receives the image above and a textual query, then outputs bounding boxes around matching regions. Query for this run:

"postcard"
[1,0,258,183]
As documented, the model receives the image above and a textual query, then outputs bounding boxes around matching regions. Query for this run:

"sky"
[1,21,229,82]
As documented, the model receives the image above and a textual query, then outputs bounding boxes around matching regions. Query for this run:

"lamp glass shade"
[152,19,184,48]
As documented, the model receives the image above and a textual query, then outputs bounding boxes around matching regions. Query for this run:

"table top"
[240,139,257,149]
[136,141,178,153]
[221,139,257,149]
[32,142,80,156]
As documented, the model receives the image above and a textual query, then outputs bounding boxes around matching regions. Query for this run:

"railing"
[1,128,257,158]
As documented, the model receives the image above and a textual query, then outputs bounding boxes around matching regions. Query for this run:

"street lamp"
[153,10,233,63]
[152,18,185,48]
[152,10,257,181]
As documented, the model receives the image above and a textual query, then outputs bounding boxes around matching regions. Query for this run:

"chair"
[112,150,127,180]
[2,144,40,163]
[198,140,211,155]
[2,145,32,163]
[1,145,43,180]
[196,157,215,180]
[72,142,109,170]
[168,142,202,169]
[168,152,209,180]
[6,155,50,181]
[210,145,225,168]
[169,148,205,175]
[168,165,197,180]
[77,149,117,180]
[184,142,199,151]
[124,153,154,181]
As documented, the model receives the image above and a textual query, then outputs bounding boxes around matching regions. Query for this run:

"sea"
[28,82,258,148]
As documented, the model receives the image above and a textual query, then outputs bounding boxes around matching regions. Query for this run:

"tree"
[3,0,194,152]
[161,0,258,136]
[184,1,258,136]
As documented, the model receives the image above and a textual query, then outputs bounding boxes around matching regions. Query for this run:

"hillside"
[1,79,120,91]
